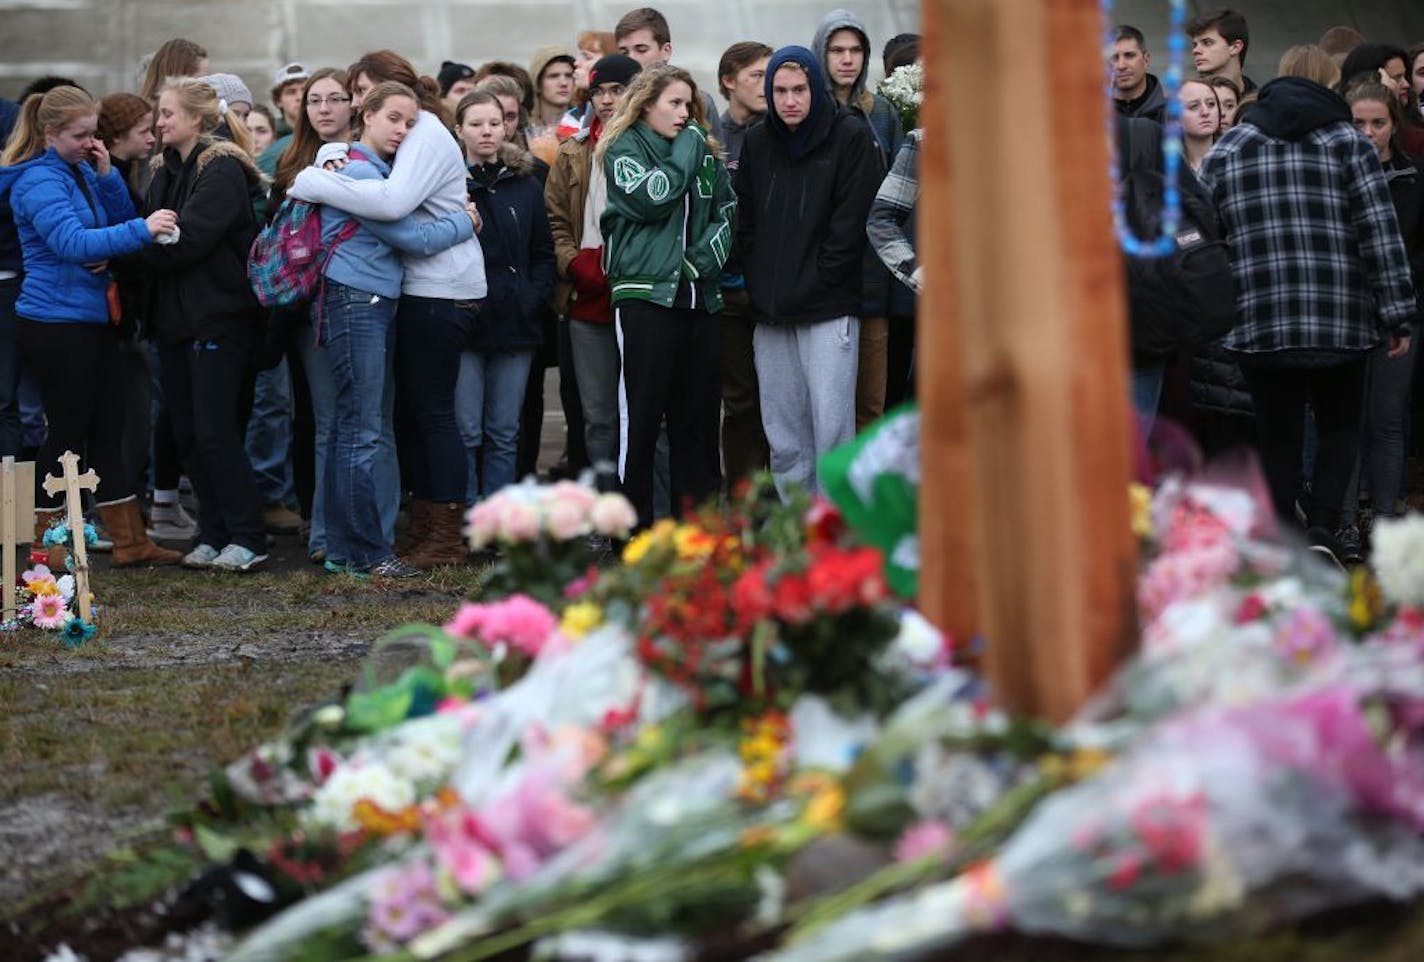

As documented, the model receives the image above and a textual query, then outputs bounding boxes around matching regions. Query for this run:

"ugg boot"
[32,508,67,571]
[98,498,182,567]
[395,498,433,555]
[401,502,468,569]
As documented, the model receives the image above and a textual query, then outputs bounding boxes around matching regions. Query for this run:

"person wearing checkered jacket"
[1199,75,1420,561]
[867,128,920,405]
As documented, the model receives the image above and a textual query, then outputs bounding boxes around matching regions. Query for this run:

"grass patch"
[0,657,358,808]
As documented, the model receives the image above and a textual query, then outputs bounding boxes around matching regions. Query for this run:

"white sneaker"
[183,543,221,569]
[149,500,199,541]
[211,543,268,573]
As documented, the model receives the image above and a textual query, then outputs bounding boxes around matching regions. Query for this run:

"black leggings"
[17,319,132,508]
[1240,358,1367,531]
[615,301,722,528]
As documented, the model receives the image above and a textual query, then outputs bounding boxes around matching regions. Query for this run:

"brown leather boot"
[32,508,67,571]
[400,502,468,569]
[98,499,182,567]
[394,498,433,555]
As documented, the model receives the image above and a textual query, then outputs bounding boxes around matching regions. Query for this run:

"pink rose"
[893,819,956,864]
[444,602,488,640]
[425,809,502,895]
[544,498,590,542]
[545,480,598,513]
[466,501,500,549]
[589,493,638,538]
[482,595,558,657]
[497,502,542,543]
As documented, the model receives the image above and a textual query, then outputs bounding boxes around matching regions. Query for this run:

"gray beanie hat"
[198,72,254,111]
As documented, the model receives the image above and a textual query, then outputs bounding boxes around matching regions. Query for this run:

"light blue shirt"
[318,144,473,299]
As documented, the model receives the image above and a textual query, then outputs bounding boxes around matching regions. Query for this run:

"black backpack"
[1119,118,1237,359]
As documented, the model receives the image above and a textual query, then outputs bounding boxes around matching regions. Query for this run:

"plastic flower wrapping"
[72,461,1424,961]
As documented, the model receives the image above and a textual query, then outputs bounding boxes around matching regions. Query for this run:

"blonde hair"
[595,63,717,165]
[160,76,253,155]
[1278,44,1341,89]
[0,85,96,166]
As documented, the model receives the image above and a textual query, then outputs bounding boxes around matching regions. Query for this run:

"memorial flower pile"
[75,464,1424,962]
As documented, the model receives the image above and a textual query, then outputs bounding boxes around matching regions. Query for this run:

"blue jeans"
[298,320,336,556]
[321,281,401,567]
[0,276,24,456]
[1130,361,1166,435]
[456,349,534,501]
[244,359,296,507]
[396,295,477,502]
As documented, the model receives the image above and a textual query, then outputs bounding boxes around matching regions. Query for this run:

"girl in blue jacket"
[0,85,182,568]
[315,81,477,578]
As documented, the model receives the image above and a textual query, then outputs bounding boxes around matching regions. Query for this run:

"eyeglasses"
[307,95,351,107]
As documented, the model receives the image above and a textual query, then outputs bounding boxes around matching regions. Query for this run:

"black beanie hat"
[588,54,641,91]
[438,60,475,96]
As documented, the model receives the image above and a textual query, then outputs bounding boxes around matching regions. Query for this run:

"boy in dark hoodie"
[734,46,881,498]
[812,9,907,431]
[1199,76,1418,563]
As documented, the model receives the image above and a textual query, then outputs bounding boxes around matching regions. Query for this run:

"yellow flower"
[1039,747,1112,783]
[672,524,718,560]
[621,519,675,564]
[559,602,603,640]
[1348,568,1383,632]
[1129,483,1153,539]
[801,784,845,832]
[26,580,58,597]
[634,724,664,752]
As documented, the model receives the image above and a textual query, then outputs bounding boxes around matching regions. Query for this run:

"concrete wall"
[0,1,1420,105]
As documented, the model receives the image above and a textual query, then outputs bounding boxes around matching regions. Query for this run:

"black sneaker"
[1334,524,1365,567]
[1304,526,1345,571]
[367,557,424,579]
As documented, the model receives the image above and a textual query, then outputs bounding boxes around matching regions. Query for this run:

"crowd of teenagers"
[0,7,921,577]
[1112,11,1424,568]
[1,7,1422,578]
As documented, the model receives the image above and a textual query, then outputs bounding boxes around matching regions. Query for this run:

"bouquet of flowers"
[466,478,638,604]
[877,63,923,132]
[770,678,1424,961]
[7,561,96,645]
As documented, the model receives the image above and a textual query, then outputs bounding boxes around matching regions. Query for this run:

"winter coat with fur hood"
[467,143,556,352]
[143,136,264,345]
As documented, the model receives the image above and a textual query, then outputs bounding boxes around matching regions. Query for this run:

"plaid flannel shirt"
[867,129,920,293]
[1199,120,1419,355]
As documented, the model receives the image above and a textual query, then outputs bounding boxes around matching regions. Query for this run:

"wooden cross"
[1,457,35,622]
[918,0,1137,722]
[41,451,99,623]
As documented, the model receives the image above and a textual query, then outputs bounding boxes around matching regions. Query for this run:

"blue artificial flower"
[83,523,98,546]
[61,617,96,648]
[43,523,68,548]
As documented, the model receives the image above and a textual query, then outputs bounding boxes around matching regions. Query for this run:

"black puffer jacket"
[143,137,264,345]
[466,144,556,353]
[1189,342,1254,417]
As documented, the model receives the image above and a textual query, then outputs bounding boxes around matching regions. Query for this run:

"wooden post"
[42,451,100,624]
[919,0,1138,722]
[1,457,34,622]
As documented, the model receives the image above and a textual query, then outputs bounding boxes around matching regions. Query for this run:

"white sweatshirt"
[288,110,486,300]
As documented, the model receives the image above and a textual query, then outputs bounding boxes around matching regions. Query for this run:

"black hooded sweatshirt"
[733,46,882,325]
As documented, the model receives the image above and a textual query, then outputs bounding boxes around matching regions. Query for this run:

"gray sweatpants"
[753,315,859,497]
